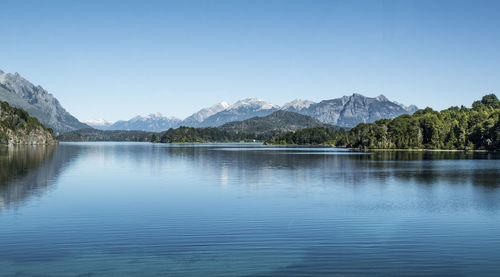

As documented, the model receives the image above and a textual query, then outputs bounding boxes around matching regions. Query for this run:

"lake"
[1,142,499,276]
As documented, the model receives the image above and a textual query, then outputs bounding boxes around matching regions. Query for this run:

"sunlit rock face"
[283,93,418,127]
[0,70,89,134]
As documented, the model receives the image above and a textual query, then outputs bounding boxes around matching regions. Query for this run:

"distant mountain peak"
[229,98,279,110]
[84,119,114,125]
[129,112,181,122]
[375,94,388,101]
[219,101,230,108]
[108,112,182,132]
[84,119,114,130]
[149,112,163,118]
[182,101,231,126]
[282,99,315,111]
[283,93,418,127]
[196,98,280,127]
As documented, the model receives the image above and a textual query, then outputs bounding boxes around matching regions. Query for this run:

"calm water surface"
[1,142,499,276]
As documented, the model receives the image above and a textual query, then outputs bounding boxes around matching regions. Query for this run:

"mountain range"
[0,69,418,134]
[106,113,182,132]
[285,94,418,127]
[88,95,417,132]
[59,110,337,142]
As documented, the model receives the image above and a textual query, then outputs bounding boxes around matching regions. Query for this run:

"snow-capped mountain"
[182,101,230,127]
[107,113,182,132]
[0,69,90,134]
[83,119,114,130]
[0,68,420,133]
[281,99,316,112]
[197,98,280,127]
[109,95,418,131]
[229,98,280,111]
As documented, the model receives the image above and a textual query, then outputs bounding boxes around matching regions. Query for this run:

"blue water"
[1,142,499,276]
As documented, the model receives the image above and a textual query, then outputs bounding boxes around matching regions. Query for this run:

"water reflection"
[0,145,78,210]
[2,144,498,211]
[153,145,500,189]
[0,143,499,276]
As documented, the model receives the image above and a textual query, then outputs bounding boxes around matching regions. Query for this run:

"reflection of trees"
[80,144,497,189]
[2,144,496,210]
[354,151,500,187]
[0,145,55,185]
[158,146,500,189]
[0,145,78,210]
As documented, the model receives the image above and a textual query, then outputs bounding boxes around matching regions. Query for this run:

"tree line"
[265,94,499,151]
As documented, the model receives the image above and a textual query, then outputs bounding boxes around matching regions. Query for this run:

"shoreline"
[54,141,497,152]
[350,148,491,153]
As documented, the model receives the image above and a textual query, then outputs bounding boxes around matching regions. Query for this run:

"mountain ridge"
[0,70,89,134]
[107,112,182,132]
[88,94,418,132]
[0,69,419,134]
[58,110,340,142]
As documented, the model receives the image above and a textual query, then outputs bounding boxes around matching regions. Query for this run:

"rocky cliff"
[284,94,418,127]
[0,100,57,145]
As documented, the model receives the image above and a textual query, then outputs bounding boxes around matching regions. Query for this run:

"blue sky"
[1,0,499,121]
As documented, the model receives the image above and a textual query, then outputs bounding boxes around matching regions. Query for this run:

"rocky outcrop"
[283,93,418,127]
[0,100,57,145]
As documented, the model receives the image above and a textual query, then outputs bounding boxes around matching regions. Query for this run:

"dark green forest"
[264,126,346,145]
[336,94,499,150]
[0,100,55,143]
[157,126,261,143]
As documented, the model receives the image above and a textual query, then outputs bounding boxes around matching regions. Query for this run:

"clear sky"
[1,0,499,122]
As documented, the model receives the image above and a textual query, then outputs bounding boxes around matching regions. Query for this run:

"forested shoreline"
[266,95,499,151]
[58,95,499,151]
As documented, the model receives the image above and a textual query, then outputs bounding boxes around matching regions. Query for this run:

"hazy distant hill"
[0,70,89,134]
[107,113,182,132]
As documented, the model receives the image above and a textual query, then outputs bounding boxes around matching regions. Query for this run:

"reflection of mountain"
[0,145,78,210]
